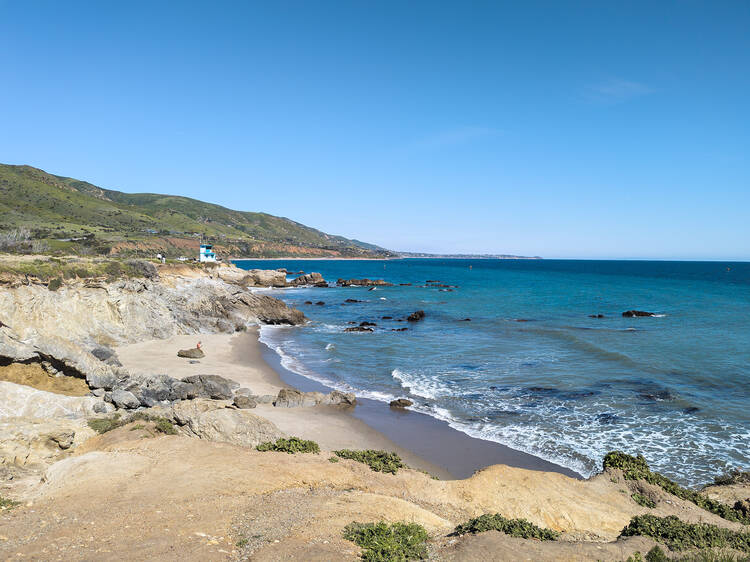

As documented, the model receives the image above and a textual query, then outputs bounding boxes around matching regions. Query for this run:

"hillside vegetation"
[0,163,393,258]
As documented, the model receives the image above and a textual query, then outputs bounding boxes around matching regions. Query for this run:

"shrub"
[714,470,750,487]
[343,521,428,561]
[329,456,340,463]
[620,514,750,552]
[334,449,405,474]
[88,414,123,434]
[629,546,750,562]
[603,452,750,525]
[256,437,320,454]
[47,277,63,291]
[453,513,560,540]
[1,496,20,511]
[632,492,657,509]
[154,418,178,435]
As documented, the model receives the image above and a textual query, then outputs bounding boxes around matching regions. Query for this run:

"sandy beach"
[117,327,578,481]
[116,328,452,479]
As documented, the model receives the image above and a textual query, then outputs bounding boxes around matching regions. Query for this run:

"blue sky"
[1,1,748,259]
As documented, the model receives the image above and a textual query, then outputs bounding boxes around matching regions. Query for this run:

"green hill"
[0,164,394,258]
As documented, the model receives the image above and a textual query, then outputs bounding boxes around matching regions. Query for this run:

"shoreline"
[116,328,580,480]
[255,329,581,480]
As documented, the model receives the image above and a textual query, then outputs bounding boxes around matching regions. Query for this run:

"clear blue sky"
[1,1,748,259]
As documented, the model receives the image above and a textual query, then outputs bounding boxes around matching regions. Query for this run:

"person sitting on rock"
[196,341,202,350]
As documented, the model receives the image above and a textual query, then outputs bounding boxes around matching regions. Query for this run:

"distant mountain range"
[0,164,395,258]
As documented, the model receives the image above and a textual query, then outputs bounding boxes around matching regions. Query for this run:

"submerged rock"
[336,278,393,287]
[389,398,413,409]
[344,326,373,332]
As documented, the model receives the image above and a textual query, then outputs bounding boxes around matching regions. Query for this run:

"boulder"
[182,374,238,400]
[622,310,656,317]
[345,326,373,332]
[243,269,288,288]
[359,321,377,327]
[407,310,426,322]
[289,272,327,287]
[233,395,257,409]
[90,346,122,366]
[589,314,605,319]
[0,417,95,466]
[255,394,276,404]
[322,390,357,406]
[390,398,413,409]
[177,347,205,359]
[93,401,116,414]
[125,374,195,407]
[111,389,140,409]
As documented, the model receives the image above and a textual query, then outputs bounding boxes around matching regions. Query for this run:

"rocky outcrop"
[235,269,288,288]
[336,278,393,287]
[273,388,356,408]
[0,381,100,420]
[0,417,95,466]
[171,399,284,447]
[622,310,656,317]
[344,326,373,332]
[289,272,327,287]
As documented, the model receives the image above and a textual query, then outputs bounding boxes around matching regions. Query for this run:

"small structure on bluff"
[199,243,217,263]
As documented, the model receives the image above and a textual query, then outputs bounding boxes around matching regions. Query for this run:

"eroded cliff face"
[0,268,303,351]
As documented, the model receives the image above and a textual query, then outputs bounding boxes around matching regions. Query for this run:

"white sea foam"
[325,343,335,350]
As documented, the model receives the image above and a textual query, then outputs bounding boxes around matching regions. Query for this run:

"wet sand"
[117,327,580,481]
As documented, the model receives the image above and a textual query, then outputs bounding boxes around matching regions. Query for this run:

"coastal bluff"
[1,259,748,561]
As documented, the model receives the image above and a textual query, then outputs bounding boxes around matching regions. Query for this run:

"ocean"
[235,258,750,486]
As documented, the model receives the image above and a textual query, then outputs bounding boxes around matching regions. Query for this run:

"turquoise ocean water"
[235,259,749,486]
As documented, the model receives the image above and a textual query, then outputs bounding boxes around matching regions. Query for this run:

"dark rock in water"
[407,310,425,322]
[638,389,675,401]
[177,347,205,359]
[345,299,363,303]
[392,327,408,332]
[589,314,605,318]
[459,318,471,322]
[368,287,376,291]
[382,316,393,320]
[337,278,393,287]
[315,301,325,306]
[439,289,453,292]
[426,280,440,283]
[233,395,257,409]
[390,398,413,409]
[347,321,357,324]
[304,301,313,305]
[596,412,619,424]
[399,283,412,286]
[182,374,238,400]
[345,326,373,332]
[359,321,377,327]
[683,406,700,414]
[622,310,656,317]
[515,318,532,322]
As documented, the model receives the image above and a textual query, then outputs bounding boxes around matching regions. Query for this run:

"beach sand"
[116,328,452,479]
[117,326,578,481]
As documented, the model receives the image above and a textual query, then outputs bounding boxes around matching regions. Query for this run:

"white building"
[199,243,217,262]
